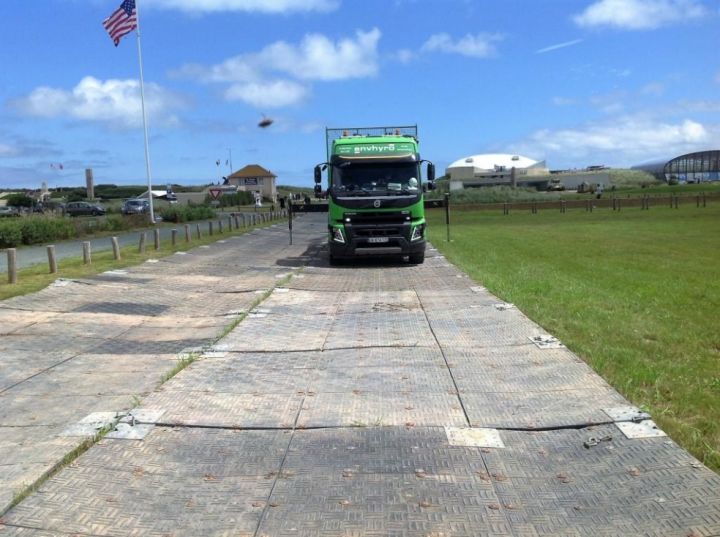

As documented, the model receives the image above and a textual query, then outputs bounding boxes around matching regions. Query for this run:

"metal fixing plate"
[529,334,565,349]
[60,412,122,437]
[616,419,667,439]
[445,427,505,448]
[603,405,652,423]
[104,409,165,440]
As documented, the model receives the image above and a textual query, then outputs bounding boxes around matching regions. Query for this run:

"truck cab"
[314,126,435,265]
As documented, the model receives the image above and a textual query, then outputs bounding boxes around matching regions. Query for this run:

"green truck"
[314,126,435,265]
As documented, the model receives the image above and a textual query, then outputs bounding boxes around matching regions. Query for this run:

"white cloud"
[640,82,665,96]
[0,144,18,157]
[422,32,503,58]
[514,117,711,165]
[259,28,381,80]
[224,80,310,108]
[10,76,185,128]
[177,29,381,84]
[173,29,380,108]
[143,0,338,13]
[393,49,417,64]
[574,0,706,30]
[535,39,583,54]
[552,97,577,106]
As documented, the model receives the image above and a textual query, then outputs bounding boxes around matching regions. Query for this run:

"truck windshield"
[332,162,420,196]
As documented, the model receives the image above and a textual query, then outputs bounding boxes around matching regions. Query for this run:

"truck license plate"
[368,237,389,244]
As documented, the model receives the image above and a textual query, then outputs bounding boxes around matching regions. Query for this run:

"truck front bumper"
[329,222,425,259]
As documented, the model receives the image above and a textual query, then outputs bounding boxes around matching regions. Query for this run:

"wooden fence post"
[154,229,160,250]
[111,237,121,260]
[184,224,190,242]
[171,229,177,246]
[7,248,17,284]
[47,245,57,274]
[82,242,91,265]
[138,232,146,253]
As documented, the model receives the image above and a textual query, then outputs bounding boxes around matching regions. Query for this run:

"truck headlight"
[411,224,424,241]
[333,227,345,243]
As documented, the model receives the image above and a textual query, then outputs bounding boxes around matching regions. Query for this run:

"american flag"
[103,0,137,47]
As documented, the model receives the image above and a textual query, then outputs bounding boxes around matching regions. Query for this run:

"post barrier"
[111,237,121,260]
[82,242,91,265]
[47,245,57,274]
[7,248,17,284]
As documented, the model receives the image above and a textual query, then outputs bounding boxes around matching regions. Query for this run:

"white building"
[446,154,548,190]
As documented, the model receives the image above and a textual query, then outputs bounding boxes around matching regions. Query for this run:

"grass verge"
[427,203,720,472]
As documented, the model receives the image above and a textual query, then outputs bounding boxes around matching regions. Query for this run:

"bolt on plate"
[529,335,565,349]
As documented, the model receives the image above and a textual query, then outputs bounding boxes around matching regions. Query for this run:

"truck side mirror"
[427,162,435,182]
[314,165,322,184]
[314,184,322,197]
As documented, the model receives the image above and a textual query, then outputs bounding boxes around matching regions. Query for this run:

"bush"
[215,191,254,208]
[159,204,216,223]
[0,220,23,248]
[20,218,75,245]
[0,217,76,248]
[5,193,34,208]
[443,186,560,204]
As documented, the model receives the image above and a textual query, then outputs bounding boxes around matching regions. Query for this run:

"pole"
[445,193,450,242]
[227,148,233,173]
[134,0,155,225]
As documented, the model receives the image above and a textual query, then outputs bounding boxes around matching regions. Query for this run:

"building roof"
[448,153,541,171]
[228,164,276,179]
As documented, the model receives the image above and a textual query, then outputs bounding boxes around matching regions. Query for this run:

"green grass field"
[427,204,720,471]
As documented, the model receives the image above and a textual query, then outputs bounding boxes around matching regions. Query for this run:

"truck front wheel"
[408,252,425,264]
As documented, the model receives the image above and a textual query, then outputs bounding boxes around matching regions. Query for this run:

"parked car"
[0,206,20,217]
[65,201,106,217]
[121,199,150,215]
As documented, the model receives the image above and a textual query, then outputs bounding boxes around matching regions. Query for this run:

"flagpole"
[133,0,155,224]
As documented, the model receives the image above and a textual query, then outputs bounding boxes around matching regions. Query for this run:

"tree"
[5,193,34,208]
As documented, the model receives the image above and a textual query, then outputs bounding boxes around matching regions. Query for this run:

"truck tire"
[408,252,425,264]
[329,254,342,266]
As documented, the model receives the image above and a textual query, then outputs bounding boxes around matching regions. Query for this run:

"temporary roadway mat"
[0,213,718,536]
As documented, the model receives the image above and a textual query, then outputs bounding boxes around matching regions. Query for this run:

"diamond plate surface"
[3,428,289,537]
[259,428,511,537]
[321,345,446,370]
[219,314,334,352]
[297,392,468,428]
[481,426,720,535]
[142,389,303,428]
[323,310,436,350]
[462,387,629,429]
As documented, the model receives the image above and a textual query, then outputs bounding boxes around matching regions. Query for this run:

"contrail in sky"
[535,39,583,54]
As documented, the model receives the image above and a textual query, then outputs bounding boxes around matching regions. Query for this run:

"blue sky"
[1,0,718,188]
